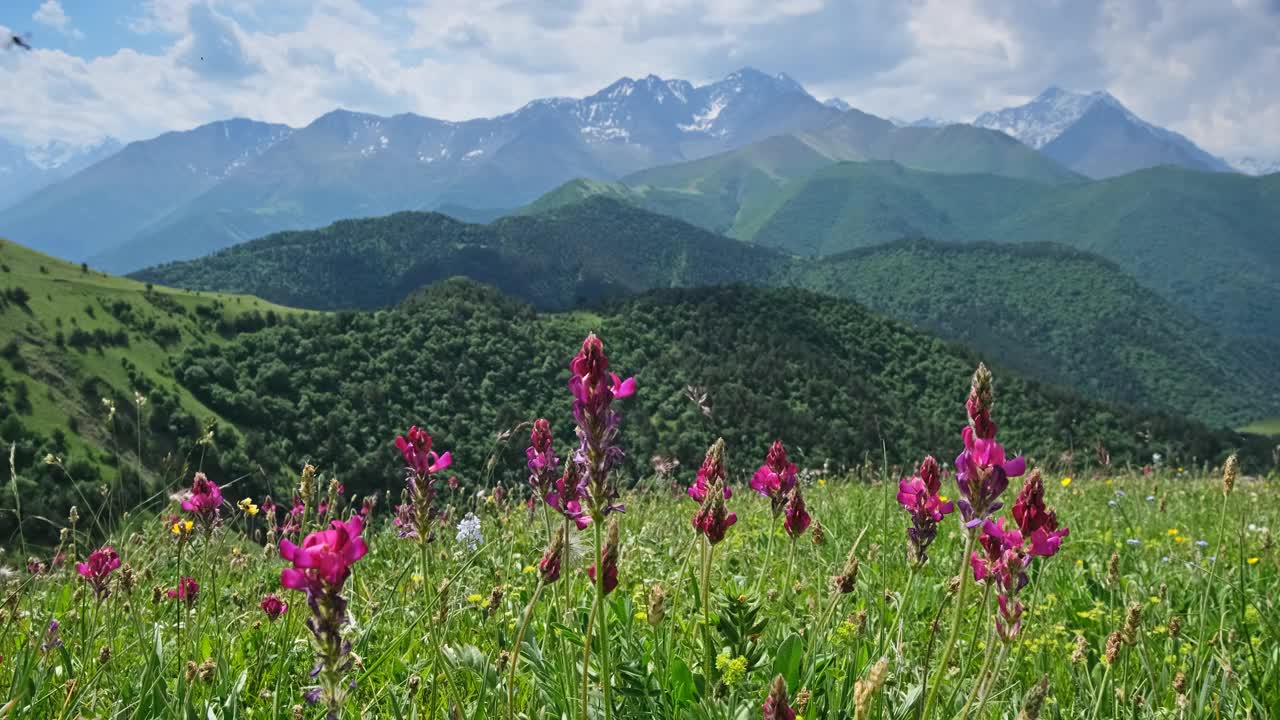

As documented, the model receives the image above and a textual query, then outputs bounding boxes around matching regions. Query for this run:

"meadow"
[1,337,1276,720]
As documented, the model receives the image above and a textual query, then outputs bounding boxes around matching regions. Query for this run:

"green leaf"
[772,633,803,689]
[669,658,696,706]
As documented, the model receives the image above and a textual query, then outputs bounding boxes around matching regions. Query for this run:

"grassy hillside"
[0,238,303,542]
[171,278,1252,509]
[133,202,1280,427]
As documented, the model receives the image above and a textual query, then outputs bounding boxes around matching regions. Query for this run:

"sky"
[1,0,1278,159]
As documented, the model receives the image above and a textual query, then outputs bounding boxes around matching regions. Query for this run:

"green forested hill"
[132,202,1280,426]
[171,279,1250,507]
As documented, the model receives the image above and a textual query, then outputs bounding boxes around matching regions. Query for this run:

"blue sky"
[1,0,1278,158]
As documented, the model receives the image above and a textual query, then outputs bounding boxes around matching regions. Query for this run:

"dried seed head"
[1107,552,1120,587]
[185,661,199,682]
[853,658,889,720]
[1222,454,1238,496]
[292,705,304,720]
[198,658,216,683]
[408,675,421,697]
[1071,634,1088,664]
[1173,671,1186,693]
[647,584,666,627]
[946,575,962,595]
[832,547,860,594]
[811,520,826,546]
[98,645,112,664]
[1168,615,1182,639]
[496,650,510,673]
[1121,602,1142,645]
[1104,631,1122,665]
[795,687,811,713]
[1016,676,1050,720]
[1158,495,1167,513]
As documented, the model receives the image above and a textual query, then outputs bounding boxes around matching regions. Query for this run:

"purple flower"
[750,441,797,515]
[897,456,954,566]
[180,472,223,527]
[970,518,1029,593]
[1011,473,1070,557]
[568,334,633,521]
[394,426,452,478]
[587,518,621,595]
[168,576,199,607]
[261,593,289,621]
[75,546,120,600]
[688,439,731,503]
[783,487,811,538]
[953,364,1023,526]
[692,441,737,545]
[763,675,796,720]
[526,418,560,498]
[546,462,591,530]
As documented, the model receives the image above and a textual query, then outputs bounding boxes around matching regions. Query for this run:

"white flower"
[455,513,482,551]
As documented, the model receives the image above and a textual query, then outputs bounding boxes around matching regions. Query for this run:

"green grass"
[3,453,1275,718]
[1240,418,1280,436]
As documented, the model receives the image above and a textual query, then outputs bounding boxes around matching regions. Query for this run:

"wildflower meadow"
[3,334,1277,719]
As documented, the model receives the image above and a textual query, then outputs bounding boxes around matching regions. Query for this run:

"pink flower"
[526,418,560,498]
[688,440,731,503]
[568,334,634,519]
[168,576,199,606]
[587,519,621,595]
[394,426,452,478]
[783,487,810,538]
[279,515,369,595]
[260,593,288,621]
[763,675,796,720]
[750,441,797,514]
[180,472,223,525]
[76,546,120,599]
[970,518,1029,593]
[898,456,954,565]
[546,463,591,530]
[1011,474,1069,557]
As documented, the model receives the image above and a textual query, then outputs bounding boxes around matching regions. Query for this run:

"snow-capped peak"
[973,87,1129,148]
[824,97,851,111]
[1230,156,1280,176]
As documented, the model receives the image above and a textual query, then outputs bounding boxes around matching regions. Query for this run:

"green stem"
[782,538,797,595]
[754,518,776,596]
[971,641,1009,720]
[957,610,998,720]
[1089,664,1112,720]
[594,520,613,720]
[890,566,920,659]
[580,594,598,720]
[507,581,545,719]
[702,538,716,688]
[921,528,977,719]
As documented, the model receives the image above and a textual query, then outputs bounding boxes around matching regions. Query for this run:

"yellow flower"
[634,611,648,622]
[1149,596,1161,604]
[1247,557,1260,565]
[411,574,423,584]
[238,497,259,516]
[1075,559,1083,567]
[938,495,948,503]
[522,565,536,574]
[1167,529,1178,536]
[817,478,826,488]
[1060,477,1072,487]
[171,519,194,535]
[467,593,483,604]
[1174,536,1184,543]
[1105,478,1113,485]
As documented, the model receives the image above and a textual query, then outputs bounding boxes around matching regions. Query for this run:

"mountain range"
[4,68,1260,273]
[973,87,1235,178]
[132,196,1280,427]
[0,136,122,210]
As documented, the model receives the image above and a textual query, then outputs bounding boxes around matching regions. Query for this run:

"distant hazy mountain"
[973,87,1234,178]
[0,136,122,210]
[7,68,847,271]
[1231,156,1280,176]
[823,97,851,111]
[0,119,293,263]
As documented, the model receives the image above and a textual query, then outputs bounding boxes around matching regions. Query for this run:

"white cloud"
[33,0,84,39]
[0,0,1277,157]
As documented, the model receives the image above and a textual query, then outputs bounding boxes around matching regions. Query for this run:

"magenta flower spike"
[586,518,621,595]
[76,546,120,600]
[567,333,634,521]
[545,462,591,530]
[953,364,1024,526]
[526,418,560,499]
[394,425,452,477]
[897,456,954,565]
[279,514,368,717]
[1012,473,1070,557]
[783,487,811,538]
[261,594,289,622]
[751,441,798,515]
[168,576,199,607]
[763,675,797,720]
[688,440,732,503]
[181,472,224,528]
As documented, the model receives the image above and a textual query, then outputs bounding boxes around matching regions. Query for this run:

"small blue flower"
[1114,490,1126,498]
[1161,556,1170,563]
[1126,538,1141,546]
[1145,495,1155,502]
[1195,540,1209,548]
[1108,500,1118,507]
